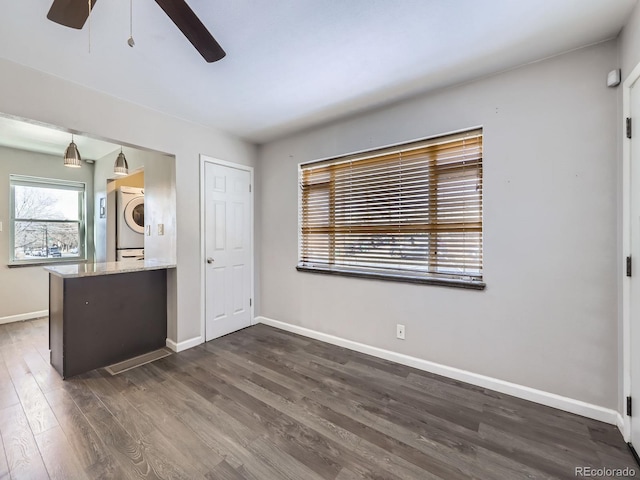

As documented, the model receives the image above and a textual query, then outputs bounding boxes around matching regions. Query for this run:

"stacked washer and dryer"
[116,186,145,261]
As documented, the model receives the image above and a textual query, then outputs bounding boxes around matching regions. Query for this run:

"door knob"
[207,257,214,264]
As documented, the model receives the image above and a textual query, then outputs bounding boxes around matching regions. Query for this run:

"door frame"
[199,155,256,343]
[622,61,640,442]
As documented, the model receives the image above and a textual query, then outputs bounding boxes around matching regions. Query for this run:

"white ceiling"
[0,115,120,161]
[0,0,637,144]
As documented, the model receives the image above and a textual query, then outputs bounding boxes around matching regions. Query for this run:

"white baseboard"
[0,310,48,325]
[617,413,629,441]
[166,335,203,353]
[255,316,620,426]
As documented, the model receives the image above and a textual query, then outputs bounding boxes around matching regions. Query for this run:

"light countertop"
[44,260,176,278]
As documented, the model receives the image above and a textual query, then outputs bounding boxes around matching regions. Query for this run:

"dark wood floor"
[0,318,637,480]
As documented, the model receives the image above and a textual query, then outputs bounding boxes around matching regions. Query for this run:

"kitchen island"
[46,260,176,379]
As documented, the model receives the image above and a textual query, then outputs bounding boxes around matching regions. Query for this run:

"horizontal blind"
[299,128,483,280]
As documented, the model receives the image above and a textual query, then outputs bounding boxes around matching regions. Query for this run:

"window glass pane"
[13,221,81,260]
[14,185,80,221]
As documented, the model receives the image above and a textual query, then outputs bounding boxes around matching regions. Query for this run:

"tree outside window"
[10,176,85,263]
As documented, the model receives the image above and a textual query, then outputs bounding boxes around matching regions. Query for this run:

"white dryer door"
[124,196,145,234]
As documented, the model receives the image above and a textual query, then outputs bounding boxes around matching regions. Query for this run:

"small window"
[10,175,86,264]
[298,128,483,288]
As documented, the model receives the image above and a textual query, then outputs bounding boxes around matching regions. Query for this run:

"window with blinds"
[298,128,483,287]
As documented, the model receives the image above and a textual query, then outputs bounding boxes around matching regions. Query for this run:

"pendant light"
[63,135,82,168]
[113,147,129,176]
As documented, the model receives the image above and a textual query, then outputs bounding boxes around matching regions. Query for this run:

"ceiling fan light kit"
[46,0,225,62]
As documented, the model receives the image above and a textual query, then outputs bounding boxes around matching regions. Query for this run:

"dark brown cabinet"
[48,268,168,379]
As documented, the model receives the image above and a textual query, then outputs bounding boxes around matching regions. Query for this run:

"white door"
[204,162,252,341]
[630,75,640,447]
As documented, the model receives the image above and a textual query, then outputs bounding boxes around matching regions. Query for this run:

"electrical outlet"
[396,324,405,340]
[158,224,164,236]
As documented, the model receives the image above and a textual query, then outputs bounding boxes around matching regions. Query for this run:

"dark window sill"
[8,259,88,269]
[296,265,486,290]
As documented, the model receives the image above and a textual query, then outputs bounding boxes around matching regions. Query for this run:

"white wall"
[258,41,619,409]
[620,2,640,79]
[94,146,125,263]
[140,153,176,264]
[0,146,95,320]
[0,58,257,346]
[93,147,175,265]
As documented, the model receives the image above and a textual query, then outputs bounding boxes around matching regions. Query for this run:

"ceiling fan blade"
[154,0,226,63]
[47,0,97,29]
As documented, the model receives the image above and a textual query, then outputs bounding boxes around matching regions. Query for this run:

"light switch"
[146,225,151,236]
[158,224,164,236]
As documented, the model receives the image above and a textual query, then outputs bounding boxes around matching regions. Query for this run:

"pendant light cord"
[88,0,91,53]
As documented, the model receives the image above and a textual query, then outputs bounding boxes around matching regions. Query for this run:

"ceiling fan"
[46,0,226,62]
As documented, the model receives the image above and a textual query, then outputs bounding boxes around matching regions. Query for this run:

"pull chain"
[128,0,135,47]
